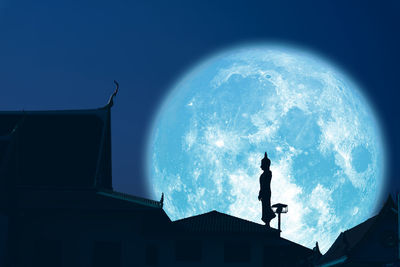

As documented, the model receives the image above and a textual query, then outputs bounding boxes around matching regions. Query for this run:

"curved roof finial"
[107,80,119,107]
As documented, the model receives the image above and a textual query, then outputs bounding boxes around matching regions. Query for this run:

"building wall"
[155,236,263,266]
[10,211,147,267]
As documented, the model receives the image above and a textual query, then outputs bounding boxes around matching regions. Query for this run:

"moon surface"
[147,44,385,252]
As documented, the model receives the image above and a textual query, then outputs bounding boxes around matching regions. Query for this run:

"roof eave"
[317,256,347,267]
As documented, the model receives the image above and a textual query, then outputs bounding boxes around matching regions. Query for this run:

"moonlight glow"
[147,44,385,252]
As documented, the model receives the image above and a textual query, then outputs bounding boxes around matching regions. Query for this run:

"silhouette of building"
[0,98,313,266]
[316,195,399,267]
[171,210,311,266]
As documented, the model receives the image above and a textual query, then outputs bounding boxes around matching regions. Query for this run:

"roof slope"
[317,195,398,266]
[172,210,313,263]
[317,215,378,265]
[173,210,280,235]
[97,190,163,209]
[0,106,112,189]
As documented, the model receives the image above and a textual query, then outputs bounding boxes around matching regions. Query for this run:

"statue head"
[261,152,271,170]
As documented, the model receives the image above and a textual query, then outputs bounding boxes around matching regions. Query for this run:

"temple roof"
[7,188,163,211]
[317,195,398,266]
[317,215,378,266]
[0,88,166,218]
[0,105,112,189]
[173,210,280,235]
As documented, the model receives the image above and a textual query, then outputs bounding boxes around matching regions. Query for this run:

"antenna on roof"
[107,80,119,107]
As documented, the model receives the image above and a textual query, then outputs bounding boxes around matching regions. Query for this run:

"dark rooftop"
[97,190,163,209]
[318,215,378,265]
[317,195,398,266]
[0,107,112,190]
[173,210,280,234]
[9,188,163,212]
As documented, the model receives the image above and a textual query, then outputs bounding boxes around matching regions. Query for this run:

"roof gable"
[173,210,280,235]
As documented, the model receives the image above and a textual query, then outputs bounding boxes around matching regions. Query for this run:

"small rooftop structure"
[272,203,288,232]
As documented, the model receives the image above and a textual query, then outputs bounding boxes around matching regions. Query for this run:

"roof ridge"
[215,211,266,225]
[172,209,281,234]
[174,209,266,226]
[173,210,218,222]
[343,214,378,234]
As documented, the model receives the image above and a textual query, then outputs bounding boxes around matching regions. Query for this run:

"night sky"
[0,0,399,211]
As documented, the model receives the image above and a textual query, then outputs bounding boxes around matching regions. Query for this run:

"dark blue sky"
[0,0,399,207]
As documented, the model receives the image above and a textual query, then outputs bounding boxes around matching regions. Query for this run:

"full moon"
[147,44,385,252]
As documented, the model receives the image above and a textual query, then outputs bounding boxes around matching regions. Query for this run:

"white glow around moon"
[147,44,386,252]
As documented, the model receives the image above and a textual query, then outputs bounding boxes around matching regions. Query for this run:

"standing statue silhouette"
[258,152,276,226]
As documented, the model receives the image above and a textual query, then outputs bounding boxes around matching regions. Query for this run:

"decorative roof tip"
[382,194,396,210]
[313,241,321,255]
[160,192,164,208]
[106,80,119,108]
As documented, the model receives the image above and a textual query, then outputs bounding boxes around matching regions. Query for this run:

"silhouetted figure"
[258,152,276,226]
